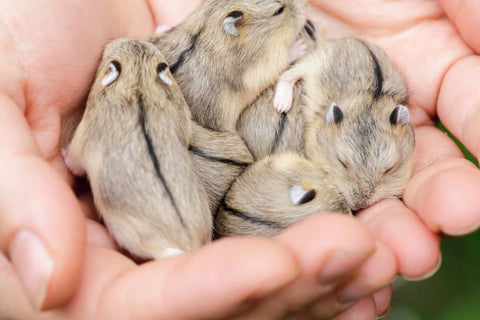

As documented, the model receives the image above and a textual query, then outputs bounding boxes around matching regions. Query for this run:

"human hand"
[307,0,480,312]
[0,1,394,319]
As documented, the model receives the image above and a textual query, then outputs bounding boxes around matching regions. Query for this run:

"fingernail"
[403,252,442,282]
[318,249,373,284]
[8,230,53,311]
[377,303,391,319]
[336,276,384,304]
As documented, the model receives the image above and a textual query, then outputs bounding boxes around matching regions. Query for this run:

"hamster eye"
[157,63,173,86]
[101,60,121,87]
[273,6,285,16]
[383,166,395,175]
[338,158,348,169]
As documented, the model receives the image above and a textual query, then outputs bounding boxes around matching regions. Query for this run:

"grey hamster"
[236,19,318,160]
[274,38,415,211]
[65,38,211,259]
[150,0,307,131]
[215,152,350,238]
[189,122,254,214]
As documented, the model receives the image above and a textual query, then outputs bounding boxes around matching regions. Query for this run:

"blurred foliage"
[388,231,480,320]
[387,123,479,320]
[437,122,479,167]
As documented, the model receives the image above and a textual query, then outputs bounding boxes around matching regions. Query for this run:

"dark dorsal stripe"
[363,44,383,100]
[138,94,188,230]
[222,202,284,229]
[271,112,288,154]
[188,145,250,168]
[170,32,200,74]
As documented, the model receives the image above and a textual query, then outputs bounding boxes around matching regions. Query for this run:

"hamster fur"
[150,0,307,131]
[275,38,415,211]
[66,38,212,259]
[215,152,350,238]
[236,20,318,160]
[189,122,254,214]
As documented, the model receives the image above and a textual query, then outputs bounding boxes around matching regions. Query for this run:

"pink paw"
[288,40,307,65]
[274,79,294,113]
[154,25,172,35]
[62,146,86,176]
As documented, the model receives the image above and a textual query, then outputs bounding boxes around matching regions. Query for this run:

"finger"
[438,0,480,53]
[358,198,441,279]
[85,220,116,250]
[335,242,396,304]
[148,0,200,27]
[91,237,298,320]
[305,242,395,319]
[330,297,376,320]
[235,214,376,319]
[404,126,480,235]
[437,54,480,160]
[0,96,86,310]
[373,285,392,318]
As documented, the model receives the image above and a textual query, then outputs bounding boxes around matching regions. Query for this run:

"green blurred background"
[387,124,480,320]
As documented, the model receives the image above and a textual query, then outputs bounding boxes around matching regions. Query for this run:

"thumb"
[0,95,86,310]
[148,0,200,27]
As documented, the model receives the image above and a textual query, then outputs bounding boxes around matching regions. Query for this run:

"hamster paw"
[154,25,172,35]
[155,248,185,259]
[274,79,295,113]
[288,40,307,65]
[62,146,86,176]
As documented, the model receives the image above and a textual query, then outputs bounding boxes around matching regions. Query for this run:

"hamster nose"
[350,197,369,212]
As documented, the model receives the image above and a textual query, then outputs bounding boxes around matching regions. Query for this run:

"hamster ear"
[157,63,173,86]
[290,185,316,205]
[101,61,121,87]
[326,103,344,125]
[304,19,317,40]
[223,11,244,36]
[390,105,410,126]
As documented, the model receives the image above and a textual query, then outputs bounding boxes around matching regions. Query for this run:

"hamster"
[150,0,307,131]
[189,122,254,214]
[236,20,318,160]
[215,153,350,238]
[274,38,415,211]
[65,38,212,259]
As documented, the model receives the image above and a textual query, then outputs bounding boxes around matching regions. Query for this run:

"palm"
[2,1,479,319]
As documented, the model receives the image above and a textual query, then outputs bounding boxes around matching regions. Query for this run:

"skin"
[0,0,479,319]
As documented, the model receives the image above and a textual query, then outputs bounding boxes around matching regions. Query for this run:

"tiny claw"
[62,146,86,176]
[154,25,172,35]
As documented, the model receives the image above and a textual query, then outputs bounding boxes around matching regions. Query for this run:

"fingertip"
[373,285,392,318]
[330,297,376,320]
[1,158,86,310]
[336,242,396,304]
[359,200,441,280]
[416,162,480,235]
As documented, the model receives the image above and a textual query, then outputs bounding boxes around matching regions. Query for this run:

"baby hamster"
[65,38,211,259]
[215,152,350,238]
[189,122,254,214]
[150,0,307,131]
[274,38,415,211]
[236,20,318,160]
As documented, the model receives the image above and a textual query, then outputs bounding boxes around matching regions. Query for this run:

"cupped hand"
[0,0,394,319]
[309,0,480,301]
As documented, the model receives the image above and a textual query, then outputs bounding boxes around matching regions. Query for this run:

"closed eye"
[383,166,395,175]
[274,6,285,16]
[338,158,348,169]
